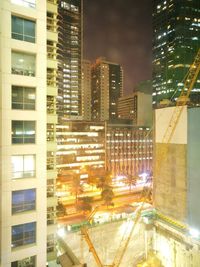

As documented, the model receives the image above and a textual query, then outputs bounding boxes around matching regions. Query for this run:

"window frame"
[12,120,36,144]
[12,222,36,249]
[12,188,36,214]
[12,85,36,110]
[11,0,36,9]
[11,154,36,179]
[11,15,36,43]
[11,51,36,77]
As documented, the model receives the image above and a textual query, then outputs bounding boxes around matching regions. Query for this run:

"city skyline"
[83,0,152,93]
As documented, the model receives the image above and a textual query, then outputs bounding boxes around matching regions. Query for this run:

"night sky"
[83,0,152,94]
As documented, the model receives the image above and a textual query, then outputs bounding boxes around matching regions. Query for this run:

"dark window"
[12,189,36,214]
[12,222,36,248]
[11,255,36,267]
[12,86,36,110]
[12,121,36,144]
[12,16,35,43]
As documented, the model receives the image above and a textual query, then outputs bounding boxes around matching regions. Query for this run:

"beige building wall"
[0,1,47,266]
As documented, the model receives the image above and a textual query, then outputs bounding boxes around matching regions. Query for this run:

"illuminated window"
[12,51,35,76]
[12,16,35,43]
[11,0,36,8]
[12,189,36,214]
[12,86,35,110]
[12,155,35,179]
[12,121,35,144]
[12,222,36,248]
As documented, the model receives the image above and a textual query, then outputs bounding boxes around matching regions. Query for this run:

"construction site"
[55,48,200,267]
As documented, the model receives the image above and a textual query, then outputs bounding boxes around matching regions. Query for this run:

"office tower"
[56,121,105,191]
[118,92,152,126]
[91,57,123,122]
[106,124,152,177]
[57,0,83,122]
[152,0,200,107]
[0,1,47,266]
[82,59,91,121]
[46,0,58,262]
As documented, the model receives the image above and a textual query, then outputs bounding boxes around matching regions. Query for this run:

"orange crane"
[81,48,200,267]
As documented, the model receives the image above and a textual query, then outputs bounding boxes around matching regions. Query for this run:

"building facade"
[46,0,58,262]
[106,124,153,178]
[82,59,91,121]
[118,92,152,126]
[0,1,47,266]
[152,0,200,107]
[57,0,83,122]
[56,121,105,193]
[91,57,123,122]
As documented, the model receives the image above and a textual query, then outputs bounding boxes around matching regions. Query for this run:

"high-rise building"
[118,92,152,126]
[46,0,58,262]
[82,59,91,121]
[152,0,200,107]
[0,0,58,266]
[91,57,123,122]
[57,0,83,122]
[106,123,152,177]
[56,121,105,189]
[0,1,43,266]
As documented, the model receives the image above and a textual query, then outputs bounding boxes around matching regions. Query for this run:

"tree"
[97,171,112,191]
[126,175,137,192]
[56,200,66,217]
[77,196,93,213]
[101,185,114,207]
[71,175,83,205]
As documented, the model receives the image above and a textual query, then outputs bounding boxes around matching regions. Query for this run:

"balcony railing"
[47,16,57,33]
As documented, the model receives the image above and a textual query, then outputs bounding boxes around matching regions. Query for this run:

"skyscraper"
[152,0,200,107]
[0,1,45,266]
[0,0,58,266]
[91,57,123,122]
[118,92,152,126]
[82,59,91,121]
[57,0,83,122]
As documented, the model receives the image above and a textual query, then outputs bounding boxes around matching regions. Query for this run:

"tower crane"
[81,48,200,267]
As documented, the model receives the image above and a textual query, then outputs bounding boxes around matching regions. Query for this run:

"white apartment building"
[0,0,58,266]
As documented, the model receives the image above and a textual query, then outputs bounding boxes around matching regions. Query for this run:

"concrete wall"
[138,92,152,126]
[187,107,200,229]
[154,106,187,221]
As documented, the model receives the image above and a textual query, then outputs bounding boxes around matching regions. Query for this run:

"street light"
[189,227,200,239]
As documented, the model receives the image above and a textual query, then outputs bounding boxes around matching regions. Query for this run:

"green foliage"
[101,185,114,207]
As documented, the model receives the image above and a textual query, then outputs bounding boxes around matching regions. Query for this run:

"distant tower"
[57,0,83,122]
[118,92,152,126]
[91,57,123,122]
[152,0,200,107]
[82,59,91,121]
